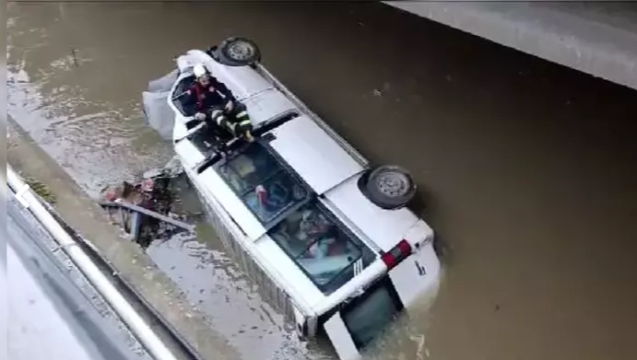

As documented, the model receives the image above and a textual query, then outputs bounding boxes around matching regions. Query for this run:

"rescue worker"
[185,63,253,140]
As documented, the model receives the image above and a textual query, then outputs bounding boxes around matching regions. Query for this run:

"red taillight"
[381,240,412,270]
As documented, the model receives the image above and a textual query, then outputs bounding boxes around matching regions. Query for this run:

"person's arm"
[181,86,206,119]
[210,76,236,102]
[181,87,197,108]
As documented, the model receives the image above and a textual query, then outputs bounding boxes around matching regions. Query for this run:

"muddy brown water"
[7,2,637,360]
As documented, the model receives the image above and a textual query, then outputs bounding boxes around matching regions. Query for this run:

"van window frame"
[214,140,313,227]
[268,198,377,294]
[213,140,377,294]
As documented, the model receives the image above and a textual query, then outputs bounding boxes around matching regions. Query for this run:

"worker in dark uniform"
[185,64,253,140]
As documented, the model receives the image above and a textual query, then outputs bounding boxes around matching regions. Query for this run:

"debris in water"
[101,200,195,232]
[71,47,79,67]
[410,334,426,360]
[99,165,193,248]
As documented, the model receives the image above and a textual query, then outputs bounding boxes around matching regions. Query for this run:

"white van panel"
[323,312,361,360]
[254,238,325,306]
[174,139,206,168]
[324,175,419,252]
[241,89,297,126]
[173,118,189,141]
[269,116,364,194]
[388,242,440,309]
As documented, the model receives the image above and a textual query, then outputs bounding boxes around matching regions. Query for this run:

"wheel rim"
[374,172,411,198]
[227,41,254,61]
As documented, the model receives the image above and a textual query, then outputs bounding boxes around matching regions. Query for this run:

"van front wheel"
[216,37,261,67]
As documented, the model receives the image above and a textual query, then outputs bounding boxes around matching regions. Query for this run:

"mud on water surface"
[7,2,637,360]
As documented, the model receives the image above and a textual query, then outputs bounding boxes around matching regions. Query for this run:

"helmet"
[193,64,207,79]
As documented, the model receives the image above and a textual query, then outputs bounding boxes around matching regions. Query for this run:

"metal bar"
[99,200,195,232]
[6,164,180,360]
[130,211,143,241]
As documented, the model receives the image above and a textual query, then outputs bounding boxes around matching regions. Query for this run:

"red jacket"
[186,77,234,111]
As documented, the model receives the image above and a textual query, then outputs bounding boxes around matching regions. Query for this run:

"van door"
[322,278,404,360]
[323,312,361,360]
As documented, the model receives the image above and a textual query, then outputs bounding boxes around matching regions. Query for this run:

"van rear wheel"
[359,165,417,210]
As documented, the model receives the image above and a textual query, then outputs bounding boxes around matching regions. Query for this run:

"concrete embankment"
[7,118,243,360]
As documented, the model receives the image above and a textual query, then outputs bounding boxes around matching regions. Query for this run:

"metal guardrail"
[7,199,150,360]
[47,201,205,360]
[6,164,180,360]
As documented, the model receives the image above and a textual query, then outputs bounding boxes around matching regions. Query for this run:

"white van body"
[165,47,441,360]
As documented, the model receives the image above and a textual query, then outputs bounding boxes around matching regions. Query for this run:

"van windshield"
[216,143,311,224]
[269,201,376,294]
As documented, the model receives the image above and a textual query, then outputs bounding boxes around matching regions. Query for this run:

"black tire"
[216,37,261,67]
[358,165,417,210]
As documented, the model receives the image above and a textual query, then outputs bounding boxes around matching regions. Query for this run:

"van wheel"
[359,165,417,210]
[216,37,261,67]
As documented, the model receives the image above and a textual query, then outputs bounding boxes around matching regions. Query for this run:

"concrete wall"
[385,1,637,90]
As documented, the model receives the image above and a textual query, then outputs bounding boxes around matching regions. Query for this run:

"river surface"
[6,2,637,360]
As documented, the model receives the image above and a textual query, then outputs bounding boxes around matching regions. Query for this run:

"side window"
[269,202,376,294]
[216,143,310,224]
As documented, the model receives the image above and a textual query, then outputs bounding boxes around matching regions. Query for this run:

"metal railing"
[6,164,179,360]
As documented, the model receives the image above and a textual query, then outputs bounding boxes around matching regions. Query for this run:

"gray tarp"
[142,70,179,141]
